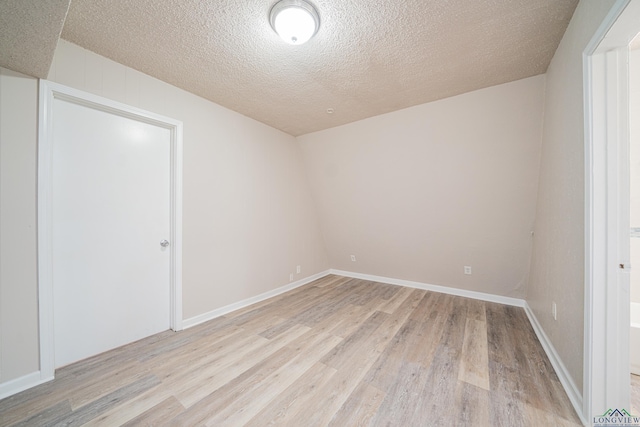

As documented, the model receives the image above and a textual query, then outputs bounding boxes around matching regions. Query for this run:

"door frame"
[37,80,183,381]
[584,0,638,421]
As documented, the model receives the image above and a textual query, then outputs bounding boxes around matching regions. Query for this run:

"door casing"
[584,0,639,421]
[37,80,183,381]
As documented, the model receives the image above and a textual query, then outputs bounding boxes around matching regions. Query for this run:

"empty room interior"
[1,0,639,426]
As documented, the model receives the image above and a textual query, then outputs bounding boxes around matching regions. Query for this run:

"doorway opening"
[584,0,640,421]
[628,32,640,412]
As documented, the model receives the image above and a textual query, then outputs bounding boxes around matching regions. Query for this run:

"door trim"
[37,80,183,380]
[583,0,638,421]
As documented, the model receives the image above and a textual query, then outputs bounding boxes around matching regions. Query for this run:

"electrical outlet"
[296,265,301,274]
[464,266,472,275]
[350,255,356,262]
[290,273,294,282]
[552,302,557,320]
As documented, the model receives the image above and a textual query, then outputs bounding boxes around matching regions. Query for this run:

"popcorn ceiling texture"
[5,0,579,136]
[0,0,70,78]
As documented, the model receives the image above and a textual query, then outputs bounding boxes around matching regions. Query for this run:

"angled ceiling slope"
[0,0,71,79]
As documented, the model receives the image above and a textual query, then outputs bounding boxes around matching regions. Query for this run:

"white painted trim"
[524,303,586,426]
[37,80,184,379]
[583,0,637,421]
[182,270,332,329]
[170,117,184,331]
[0,371,52,401]
[37,79,56,382]
[329,269,525,307]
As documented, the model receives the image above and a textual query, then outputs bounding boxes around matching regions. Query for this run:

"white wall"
[298,76,545,298]
[0,67,39,383]
[527,0,617,392]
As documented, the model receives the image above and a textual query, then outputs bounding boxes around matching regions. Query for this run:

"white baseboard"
[330,269,525,307]
[182,269,332,329]
[524,302,586,426]
[0,371,53,401]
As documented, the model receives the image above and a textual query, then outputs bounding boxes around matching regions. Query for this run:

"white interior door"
[52,97,171,368]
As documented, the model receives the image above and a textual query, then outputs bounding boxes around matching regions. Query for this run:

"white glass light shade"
[270,0,320,45]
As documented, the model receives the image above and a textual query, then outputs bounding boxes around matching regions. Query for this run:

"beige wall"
[298,76,545,298]
[0,67,39,383]
[47,40,329,319]
[0,39,329,385]
[527,0,617,392]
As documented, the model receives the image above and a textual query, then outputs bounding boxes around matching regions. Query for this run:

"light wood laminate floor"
[0,275,581,426]
[632,374,640,415]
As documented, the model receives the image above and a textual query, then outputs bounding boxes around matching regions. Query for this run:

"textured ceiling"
[28,0,578,136]
[0,0,70,78]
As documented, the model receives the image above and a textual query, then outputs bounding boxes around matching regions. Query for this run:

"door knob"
[160,239,170,247]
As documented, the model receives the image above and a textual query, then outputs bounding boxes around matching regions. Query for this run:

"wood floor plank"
[173,323,311,408]
[0,275,582,427]
[323,300,381,338]
[328,382,385,426]
[369,361,432,426]
[632,374,640,415]
[284,343,383,427]
[454,380,491,427]
[1,383,74,426]
[375,281,401,301]
[204,334,343,426]
[362,289,430,391]
[466,298,487,322]
[149,325,249,378]
[505,306,578,422]
[170,330,341,426]
[296,284,368,326]
[409,297,468,425]
[222,284,322,323]
[523,401,581,427]
[458,317,490,391]
[81,385,173,427]
[135,320,235,364]
[315,274,352,288]
[252,281,358,337]
[245,362,338,427]
[119,396,186,426]
[66,360,152,409]
[1,359,149,425]
[294,304,410,426]
[221,277,345,320]
[321,310,388,369]
[486,303,528,426]
[377,285,414,314]
[8,400,72,427]
[304,302,366,337]
[403,293,450,366]
[44,374,160,427]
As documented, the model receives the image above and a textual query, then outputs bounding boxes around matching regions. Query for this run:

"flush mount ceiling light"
[269,0,320,45]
